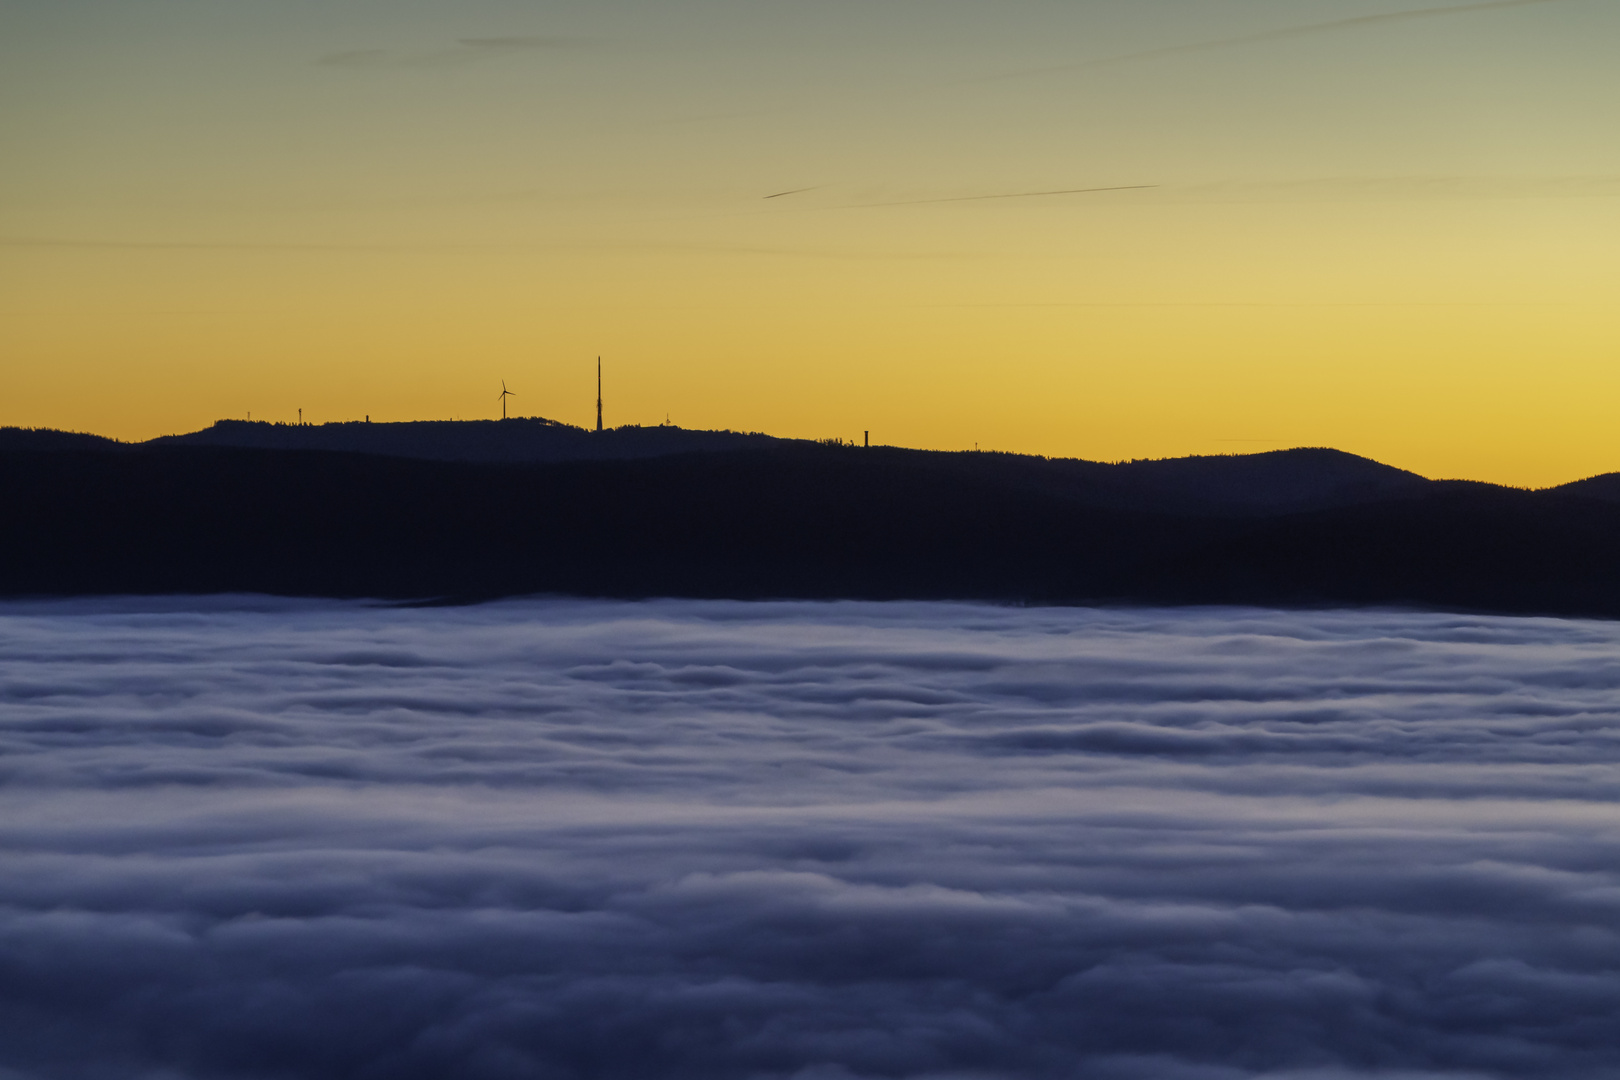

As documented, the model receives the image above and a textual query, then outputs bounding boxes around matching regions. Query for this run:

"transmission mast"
[596,357,603,432]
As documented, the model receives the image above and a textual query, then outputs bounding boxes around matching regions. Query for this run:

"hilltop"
[7,418,1438,516]
[145,417,784,464]
[4,421,1620,616]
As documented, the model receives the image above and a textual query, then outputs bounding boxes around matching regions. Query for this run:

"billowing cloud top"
[2,597,1619,1078]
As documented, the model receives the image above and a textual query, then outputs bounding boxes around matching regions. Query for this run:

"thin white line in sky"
[978,0,1570,81]
[853,184,1158,207]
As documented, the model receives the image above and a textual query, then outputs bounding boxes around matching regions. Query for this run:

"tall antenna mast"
[596,356,603,433]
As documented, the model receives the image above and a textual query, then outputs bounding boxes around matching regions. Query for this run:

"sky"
[5,596,1620,1077]
[2,0,1616,486]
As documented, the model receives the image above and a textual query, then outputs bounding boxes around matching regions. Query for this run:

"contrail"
[1105,0,1567,65]
[0,237,369,251]
[764,186,823,200]
[853,184,1157,208]
[983,0,1568,80]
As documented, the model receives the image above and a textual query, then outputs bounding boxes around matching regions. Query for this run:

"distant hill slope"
[9,420,1431,518]
[0,428,124,453]
[924,446,1430,517]
[145,417,782,464]
[1547,472,1620,503]
[4,437,1620,617]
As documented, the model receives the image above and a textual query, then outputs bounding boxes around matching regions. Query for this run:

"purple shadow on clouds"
[1,597,1619,1078]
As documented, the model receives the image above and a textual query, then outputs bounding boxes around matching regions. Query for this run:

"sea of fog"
[2,598,1619,1080]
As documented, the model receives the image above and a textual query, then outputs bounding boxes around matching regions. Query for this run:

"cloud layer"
[2,598,1620,1079]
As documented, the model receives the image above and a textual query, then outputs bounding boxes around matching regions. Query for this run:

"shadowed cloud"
[2,598,1620,1078]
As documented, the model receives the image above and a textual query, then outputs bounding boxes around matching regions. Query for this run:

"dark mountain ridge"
[1549,471,1620,503]
[8,419,1440,515]
[3,423,1618,616]
[146,417,784,464]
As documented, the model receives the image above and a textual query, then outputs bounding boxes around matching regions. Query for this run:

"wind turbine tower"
[596,357,603,433]
[498,380,516,420]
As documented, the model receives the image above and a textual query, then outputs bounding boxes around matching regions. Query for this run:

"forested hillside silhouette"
[5,426,1619,616]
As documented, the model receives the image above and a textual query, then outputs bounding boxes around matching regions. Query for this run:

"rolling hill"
[3,421,1617,616]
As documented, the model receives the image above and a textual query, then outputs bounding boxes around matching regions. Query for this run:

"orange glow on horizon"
[4,0,1618,489]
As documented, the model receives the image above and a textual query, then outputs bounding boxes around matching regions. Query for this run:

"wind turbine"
[498,380,516,420]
